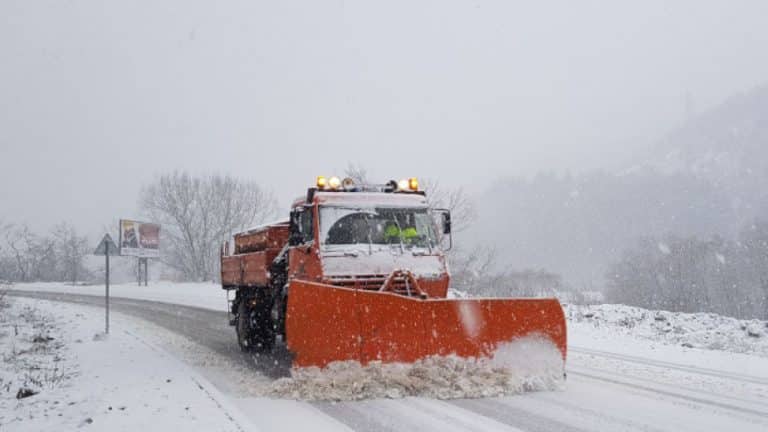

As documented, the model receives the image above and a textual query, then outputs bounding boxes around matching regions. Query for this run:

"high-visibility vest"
[402,227,418,241]
[384,224,400,239]
[385,224,419,243]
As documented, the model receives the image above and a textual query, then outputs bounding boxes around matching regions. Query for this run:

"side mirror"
[442,211,452,234]
[434,208,453,251]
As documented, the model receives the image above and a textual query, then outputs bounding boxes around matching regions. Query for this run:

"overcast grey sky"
[2,1,768,237]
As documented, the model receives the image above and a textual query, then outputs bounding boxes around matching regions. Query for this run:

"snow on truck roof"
[294,191,429,208]
[240,219,289,234]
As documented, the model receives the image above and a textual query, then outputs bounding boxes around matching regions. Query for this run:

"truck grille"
[325,275,424,297]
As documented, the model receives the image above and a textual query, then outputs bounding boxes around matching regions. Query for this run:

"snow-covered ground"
[0,295,351,432]
[0,297,257,431]
[566,303,768,357]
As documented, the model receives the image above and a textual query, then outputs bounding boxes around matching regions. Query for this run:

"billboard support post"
[137,257,149,286]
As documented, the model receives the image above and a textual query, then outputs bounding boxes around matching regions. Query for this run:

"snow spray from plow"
[270,332,566,401]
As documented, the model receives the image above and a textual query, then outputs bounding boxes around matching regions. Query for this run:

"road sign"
[94,234,119,256]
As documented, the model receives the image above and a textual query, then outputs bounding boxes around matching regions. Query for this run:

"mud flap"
[286,280,567,368]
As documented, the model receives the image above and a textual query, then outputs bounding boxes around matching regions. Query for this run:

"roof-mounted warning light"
[316,176,421,194]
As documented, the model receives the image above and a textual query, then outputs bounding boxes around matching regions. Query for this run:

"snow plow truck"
[221,176,567,368]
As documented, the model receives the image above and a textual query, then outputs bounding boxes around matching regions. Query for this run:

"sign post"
[106,242,110,334]
[94,234,118,334]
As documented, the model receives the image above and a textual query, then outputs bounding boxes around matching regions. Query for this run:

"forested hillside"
[471,85,768,317]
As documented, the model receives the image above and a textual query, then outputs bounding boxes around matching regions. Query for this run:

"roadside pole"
[105,241,110,334]
[94,234,118,335]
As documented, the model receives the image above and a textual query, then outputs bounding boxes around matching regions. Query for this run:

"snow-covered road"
[6,287,768,432]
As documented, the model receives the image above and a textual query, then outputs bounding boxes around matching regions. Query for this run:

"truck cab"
[286,183,451,299]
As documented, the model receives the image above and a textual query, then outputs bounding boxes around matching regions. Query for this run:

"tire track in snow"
[571,346,768,385]
[570,361,768,408]
[310,403,399,432]
[448,398,590,432]
[313,398,530,432]
[569,369,768,421]
[525,392,669,432]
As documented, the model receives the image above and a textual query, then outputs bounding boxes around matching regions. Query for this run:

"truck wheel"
[236,299,255,352]
[236,296,275,353]
[253,297,276,353]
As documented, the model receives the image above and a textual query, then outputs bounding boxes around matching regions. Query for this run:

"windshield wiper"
[392,217,405,255]
[363,215,374,256]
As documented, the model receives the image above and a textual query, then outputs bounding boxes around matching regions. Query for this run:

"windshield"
[319,206,438,252]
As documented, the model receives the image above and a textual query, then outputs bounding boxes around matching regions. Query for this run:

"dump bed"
[234,222,290,254]
[221,222,289,289]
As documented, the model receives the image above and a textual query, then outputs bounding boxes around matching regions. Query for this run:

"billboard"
[119,219,160,258]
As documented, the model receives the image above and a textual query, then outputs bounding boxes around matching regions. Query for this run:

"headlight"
[397,179,409,191]
[316,176,327,189]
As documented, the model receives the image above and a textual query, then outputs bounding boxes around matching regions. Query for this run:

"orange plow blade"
[286,280,567,368]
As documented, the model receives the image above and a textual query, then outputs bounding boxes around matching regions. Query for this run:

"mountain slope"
[471,84,768,289]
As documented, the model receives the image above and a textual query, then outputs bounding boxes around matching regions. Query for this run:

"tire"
[236,294,275,353]
[236,299,254,352]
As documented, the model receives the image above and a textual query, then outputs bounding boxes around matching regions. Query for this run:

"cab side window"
[299,209,314,243]
[290,207,314,245]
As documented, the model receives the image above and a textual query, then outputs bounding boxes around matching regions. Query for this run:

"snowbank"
[0,297,258,431]
[269,336,564,401]
[9,281,225,311]
[566,303,768,357]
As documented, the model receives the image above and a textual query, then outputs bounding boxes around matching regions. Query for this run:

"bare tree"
[450,245,498,294]
[739,221,768,319]
[52,223,89,285]
[420,178,477,233]
[0,221,14,281]
[4,224,44,282]
[1,222,85,283]
[344,163,369,184]
[3,223,27,282]
[606,225,768,319]
[140,172,278,282]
